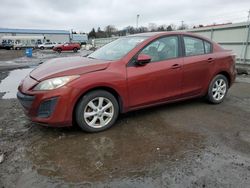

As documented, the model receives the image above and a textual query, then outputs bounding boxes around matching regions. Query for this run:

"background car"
[18,32,236,132]
[13,42,24,50]
[1,42,14,50]
[38,42,57,50]
[52,42,81,53]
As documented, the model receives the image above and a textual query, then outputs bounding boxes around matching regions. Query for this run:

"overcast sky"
[0,0,249,32]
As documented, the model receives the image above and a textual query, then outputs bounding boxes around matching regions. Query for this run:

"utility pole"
[136,14,140,29]
[181,20,184,30]
[248,9,250,22]
[243,10,250,64]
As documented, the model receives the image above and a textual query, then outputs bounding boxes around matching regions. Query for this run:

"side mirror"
[136,54,151,66]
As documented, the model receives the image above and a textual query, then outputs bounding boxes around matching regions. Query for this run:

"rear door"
[127,35,183,108]
[63,43,71,51]
[181,35,213,97]
[47,42,52,48]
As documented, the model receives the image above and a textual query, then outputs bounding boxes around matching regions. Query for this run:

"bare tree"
[96,27,106,38]
[88,28,96,39]
[157,24,168,31]
[105,25,117,37]
[166,25,173,31]
[148,23,158,32]
[138,26,148,33]
[125,26,136,34]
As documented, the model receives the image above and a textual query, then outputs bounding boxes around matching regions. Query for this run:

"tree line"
[87,23,189,39]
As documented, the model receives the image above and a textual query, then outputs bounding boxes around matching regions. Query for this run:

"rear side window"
[183,36,213,56]
[183,36,205,56]
[204,41,212,54]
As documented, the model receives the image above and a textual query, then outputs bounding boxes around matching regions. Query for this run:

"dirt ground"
[0,50,250,187]
[0,49,25,61]
[0,49,91,71]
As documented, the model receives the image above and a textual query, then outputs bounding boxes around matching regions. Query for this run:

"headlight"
[33,75,79,91]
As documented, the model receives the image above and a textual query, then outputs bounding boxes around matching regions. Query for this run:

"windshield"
[88,36,148,61]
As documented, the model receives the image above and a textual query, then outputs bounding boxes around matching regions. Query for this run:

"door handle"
[171,64,181,69]
[207,58,214,63]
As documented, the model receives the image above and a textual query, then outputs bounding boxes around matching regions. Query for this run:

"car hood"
[30,56,110,81]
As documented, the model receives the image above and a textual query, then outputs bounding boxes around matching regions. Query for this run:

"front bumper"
[17,76,81,127]
[17,91,35,110]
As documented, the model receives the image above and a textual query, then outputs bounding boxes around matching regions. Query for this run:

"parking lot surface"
[0,50,250,187]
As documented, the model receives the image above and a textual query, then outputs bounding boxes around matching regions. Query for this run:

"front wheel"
[207,74,228,104]
[75,90,119,132]
[57,48,62,53]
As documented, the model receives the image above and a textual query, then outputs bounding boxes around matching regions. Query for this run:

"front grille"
[37,97,58,118]
[17,91,35,110]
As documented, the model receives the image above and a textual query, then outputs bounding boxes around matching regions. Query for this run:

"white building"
[187,22,250,64]
[0,28,71,44]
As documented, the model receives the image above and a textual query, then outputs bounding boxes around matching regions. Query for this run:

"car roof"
[129,31,212,42]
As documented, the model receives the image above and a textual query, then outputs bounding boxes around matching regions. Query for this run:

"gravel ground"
[0,50,250,187]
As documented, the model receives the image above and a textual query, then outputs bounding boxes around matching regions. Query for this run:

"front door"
[127,35,183,108]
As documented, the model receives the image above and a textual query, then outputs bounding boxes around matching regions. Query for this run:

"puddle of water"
[0,68,34,99]
[26,112,203,184]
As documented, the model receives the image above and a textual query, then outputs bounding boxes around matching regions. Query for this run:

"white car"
[38,42,57,50]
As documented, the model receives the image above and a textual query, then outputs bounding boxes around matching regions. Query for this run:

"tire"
[40,46,44,50]
[73,48,78,53]
[207,74,228,104]
[57,48,62,53]
[75,90,119,132]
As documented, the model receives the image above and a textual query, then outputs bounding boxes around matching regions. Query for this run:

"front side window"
[140,36,179,62]
[184,36,205,56]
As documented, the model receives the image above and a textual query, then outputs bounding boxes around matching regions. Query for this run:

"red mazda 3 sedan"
[17,32,236,132]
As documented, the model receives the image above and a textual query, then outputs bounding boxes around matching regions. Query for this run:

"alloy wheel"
[84,97,114,128]
[212,78,227,101]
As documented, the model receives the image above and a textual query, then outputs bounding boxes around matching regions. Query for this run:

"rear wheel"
[40,46,44,50]
[73,48,78,53]
[207,74,228,104]
[75,90,119,132]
